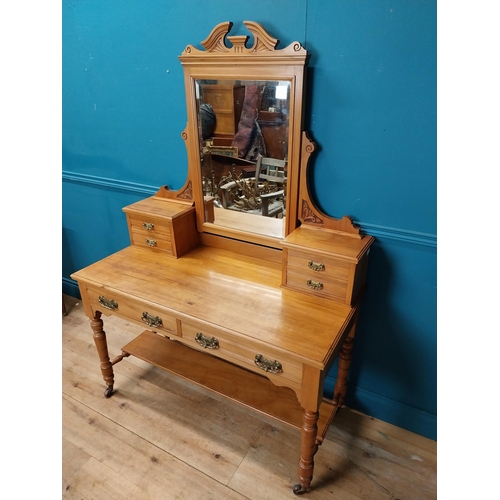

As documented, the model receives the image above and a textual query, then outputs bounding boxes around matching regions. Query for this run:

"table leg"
[293,408,320,495]
[333,333,355,407]
[90,311,114,398]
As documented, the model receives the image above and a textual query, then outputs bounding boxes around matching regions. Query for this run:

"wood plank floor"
[62,295,436,500]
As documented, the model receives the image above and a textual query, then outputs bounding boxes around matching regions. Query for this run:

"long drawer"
[86,285,180,337]
[177,319,303,392]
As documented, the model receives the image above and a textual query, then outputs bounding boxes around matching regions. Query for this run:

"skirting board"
[325,374,436,440]
[63,278,81,299]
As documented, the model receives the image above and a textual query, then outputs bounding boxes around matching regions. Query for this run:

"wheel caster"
[292,484,307,495]
[103,385,114,398]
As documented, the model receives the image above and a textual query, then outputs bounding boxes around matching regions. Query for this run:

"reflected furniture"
[200,83,244,140]
[71,21,374,495]
[219,155,286,217]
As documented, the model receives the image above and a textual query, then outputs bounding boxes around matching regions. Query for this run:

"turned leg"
[333,333,355,407]
[90,311,114,398]
[293,409,320,495]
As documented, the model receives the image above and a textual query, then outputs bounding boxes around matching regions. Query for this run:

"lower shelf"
[121,330,338,439]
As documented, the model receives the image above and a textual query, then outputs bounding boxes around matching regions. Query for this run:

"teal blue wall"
[63,1,437,439]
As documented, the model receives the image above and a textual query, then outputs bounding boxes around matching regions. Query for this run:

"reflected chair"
[219,156,287,217]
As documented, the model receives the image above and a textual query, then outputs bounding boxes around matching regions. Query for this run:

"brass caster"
[292,484,307,495]
[103,385,114,398]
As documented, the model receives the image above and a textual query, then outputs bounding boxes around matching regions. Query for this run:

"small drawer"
[128,216,174,255]
[285,268,348,302]
[129,227,173,255]
[86,286,180,337]
[128,215,172,238]
[285,250,350,302]
[287,252,350,281]
[179,321,303,390]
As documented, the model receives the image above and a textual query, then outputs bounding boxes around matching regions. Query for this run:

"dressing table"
[71,21,374,494]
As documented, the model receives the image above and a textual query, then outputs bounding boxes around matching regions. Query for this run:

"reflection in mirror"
[195,79,290,239]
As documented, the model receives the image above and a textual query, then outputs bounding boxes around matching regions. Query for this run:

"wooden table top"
[72,245,355,369]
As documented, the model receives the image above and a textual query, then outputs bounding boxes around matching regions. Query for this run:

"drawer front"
[286,268,348,302]
[128,215,172,238]
[287,252,350,281]
[179,320,303,389]
[285,250,350,302]
[128,215,173,254]
[129,227,173,254]
[86,286,179,337]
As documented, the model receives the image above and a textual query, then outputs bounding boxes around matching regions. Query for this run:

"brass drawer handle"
[98,295,118,310]
[254,354,283,374]
[308,260,325,272]
[146,238,157,247]
[195,332,219,349]
[307,279,323,290]
[141,312,163,328]
[143,222,154,231]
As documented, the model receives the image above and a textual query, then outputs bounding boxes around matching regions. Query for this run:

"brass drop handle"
[98,295,118,310]
[195,332,219,349]
[254,354,283,374]
[141,312,163,328]
[146,238,157,247]
[143,222,154,231]
[308,260,325,272]
[307,279,323,290]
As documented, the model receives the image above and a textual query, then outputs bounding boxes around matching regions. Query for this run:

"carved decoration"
[298,132,362,238]
[177,181,193,200]
[302,200,323,224]
[182,21,305,57]
[201,21,279,53]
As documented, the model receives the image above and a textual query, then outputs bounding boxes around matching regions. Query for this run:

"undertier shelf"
[121,330,339,439]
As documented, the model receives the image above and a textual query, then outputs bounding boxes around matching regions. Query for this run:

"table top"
[72,245,355,369]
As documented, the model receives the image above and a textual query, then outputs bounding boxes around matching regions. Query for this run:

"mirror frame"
[177,21,309,248]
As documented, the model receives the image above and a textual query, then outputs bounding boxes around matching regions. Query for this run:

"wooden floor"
[62,295,436,500]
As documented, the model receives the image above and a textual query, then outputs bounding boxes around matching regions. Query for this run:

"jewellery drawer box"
[281,226,374,305]
[123,196,199,258]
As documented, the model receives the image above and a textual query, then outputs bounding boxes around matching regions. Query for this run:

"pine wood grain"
[62,295,436,499]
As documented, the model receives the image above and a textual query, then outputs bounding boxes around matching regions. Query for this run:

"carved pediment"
[182,21,306,57]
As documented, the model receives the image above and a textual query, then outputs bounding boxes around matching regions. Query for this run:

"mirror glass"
[195,79,290,239]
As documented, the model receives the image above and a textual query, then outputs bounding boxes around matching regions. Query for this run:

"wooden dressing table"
[71,22,374,495]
